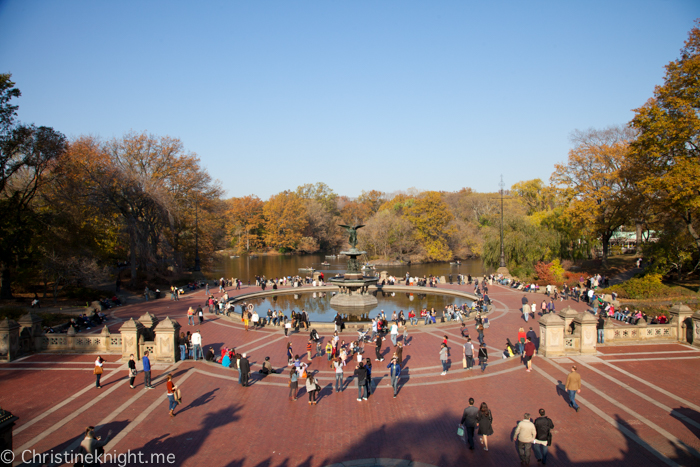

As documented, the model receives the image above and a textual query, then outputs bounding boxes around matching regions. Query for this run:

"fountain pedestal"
[329,247,378,309]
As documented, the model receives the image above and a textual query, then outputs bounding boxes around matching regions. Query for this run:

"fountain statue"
[330,224,379,309]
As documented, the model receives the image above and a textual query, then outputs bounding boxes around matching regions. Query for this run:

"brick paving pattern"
[2,281,699,466]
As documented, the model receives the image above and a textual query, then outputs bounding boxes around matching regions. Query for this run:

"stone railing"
[605,323,675,343]
[1,311,180,363]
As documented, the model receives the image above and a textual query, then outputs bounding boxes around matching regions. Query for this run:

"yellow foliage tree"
[263,191,308,251]
[403,191,455,261]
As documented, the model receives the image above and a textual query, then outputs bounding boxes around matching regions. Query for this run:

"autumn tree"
[0,74,67,298]
[226,195,264,252]
[628,22,700,276]
[551,125,635,266]
[404,191,455,261]
[263,191,308,251]
[511,179,556,215]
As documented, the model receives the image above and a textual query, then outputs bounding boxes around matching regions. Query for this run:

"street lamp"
[499,175,506,268]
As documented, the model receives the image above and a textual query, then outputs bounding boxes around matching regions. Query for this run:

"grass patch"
[0,306,77,328]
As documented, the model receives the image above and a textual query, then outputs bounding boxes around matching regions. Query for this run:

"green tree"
[403,191,455,261]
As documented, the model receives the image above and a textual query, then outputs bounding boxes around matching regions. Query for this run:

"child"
[403,324,410,346]
[316,341,323,357]
[307,340,313,361]
[326,342,333,362]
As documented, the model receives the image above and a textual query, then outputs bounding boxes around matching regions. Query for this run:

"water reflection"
[239,290,473,323]
[208,254,487,283]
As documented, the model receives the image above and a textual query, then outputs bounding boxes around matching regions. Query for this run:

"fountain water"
[329,224,378,309]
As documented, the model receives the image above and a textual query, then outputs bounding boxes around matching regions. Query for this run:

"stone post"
[66,325,76,351]
[154,317,181,363]
[669,303,694,344]
[538,313,565,357]
[101,326,111,352]
[636,318,648,341]
[119,318,145,361]
[574,312,598,354]
[692,311,700,350]
[138,312,159,342]
[558,306,579,335]
[18,312,43,351]
[0,319,20,362]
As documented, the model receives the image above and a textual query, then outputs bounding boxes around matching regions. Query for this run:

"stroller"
[310,329,320,342]
[357,328,372,344]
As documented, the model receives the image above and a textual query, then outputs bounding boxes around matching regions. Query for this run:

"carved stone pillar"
[575,312,598,354]
[0,319,20,362]
[558,306,580,335]
[66,325,76,351]
[154,317,181,363]
[101,326,111,352]
[669,303,694,344]
[119,318,145,361]
[538,313,565,357]
[692,311,700,350]
[18,312,43,352]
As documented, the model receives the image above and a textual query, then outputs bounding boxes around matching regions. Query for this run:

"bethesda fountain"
[329,224,379,308]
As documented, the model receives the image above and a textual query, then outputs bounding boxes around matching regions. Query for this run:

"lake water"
[241,290,473,323]
[207,253,487,284]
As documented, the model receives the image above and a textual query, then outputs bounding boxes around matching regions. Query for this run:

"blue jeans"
[524,311,529,322]
[518,342,524,354]
[391,334,397,346]
[424,317,430,325]
[168,394,177,411]
[410,318,417,325]
[194,344,203,360]
[441,361,448,372]
[480,359,487,371]
[188,315,195,325]
[568,389,579,409]
[238,369,242,385]
[598,329,604,343]
[533,443,549,464]
[335,373,343,391]
[391,374,399,395]
[179,345,187,361]
[358,383,367,399]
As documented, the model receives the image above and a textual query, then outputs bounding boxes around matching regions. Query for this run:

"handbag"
[130,369,138,377]
[462,356,467,369]
[94,366,103,375]
[457,424,465,437]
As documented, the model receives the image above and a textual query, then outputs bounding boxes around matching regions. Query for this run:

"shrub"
[601,274,670,300]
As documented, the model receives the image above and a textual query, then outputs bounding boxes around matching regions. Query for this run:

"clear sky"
[1,1,698,199]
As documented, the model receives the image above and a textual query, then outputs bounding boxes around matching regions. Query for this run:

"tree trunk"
[683,211,700,289]
[0,266,12,299]
[601,232,612,269]
[635,221,643,254]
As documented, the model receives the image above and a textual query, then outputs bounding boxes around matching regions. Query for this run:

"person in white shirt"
[192,330,203,360]
[390,323,399,346]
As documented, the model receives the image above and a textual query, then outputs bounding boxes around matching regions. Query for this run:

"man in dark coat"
[239,353,251,387]
[460,397,479,450]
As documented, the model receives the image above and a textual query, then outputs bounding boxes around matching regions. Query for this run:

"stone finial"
[138,312,159,329]
[119,318,145,333]
[0,318,19,331]
[558,306,579,319]
[539,313,565,326]
[669,303,693,314]
[67,325,76,336]
[154,317,181,332]
[101,326,111,336]
[18,312,42,326]
[574,312,598,324]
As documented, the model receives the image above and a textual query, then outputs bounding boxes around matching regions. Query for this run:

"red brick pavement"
[2,281,699,467]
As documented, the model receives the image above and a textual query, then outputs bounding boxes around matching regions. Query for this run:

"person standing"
[333,357,345,392]
[565,365,582,412]
[307,340,313,361]
[192,330,203,361]
[393,342,403,364]
[477,322,485,345]
[239,353,251,387]
[439,343,449,376]
[523,337,536,372]
[513,413,537,466]
[517,327,526,355]
[128,354,137,389]
[187,307,195,326]
[478,343,488,372]
[288,367,299,401]
[526,327,538,354]
[166,374,178,417]
[374,334,384,362]
[597,313,606,344]
[477,402,494,451]
[94,356,104,389]
[390,321,399,346]
[354,362,368,401]
[521,295,529,321]
[198,306,204,324]
[459,397,479,450]
[142,351,153,389]
[365,358,373,397]
[306,374,320,405]
[387,357,401,398]
[534,408,554,464]
[78,426,112,463]
[402,322,410,345]
[464,338,474,370]
[179,332,187,361]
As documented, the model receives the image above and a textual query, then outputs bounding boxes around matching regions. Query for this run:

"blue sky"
[1,1,697,199]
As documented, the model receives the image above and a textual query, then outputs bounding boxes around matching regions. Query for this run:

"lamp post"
[194,198,201,272]
[499,175,506,268]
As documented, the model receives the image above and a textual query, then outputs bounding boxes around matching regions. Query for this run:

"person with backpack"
[354,362,368,401]
[478,343,488,372]
[534,408,554,464]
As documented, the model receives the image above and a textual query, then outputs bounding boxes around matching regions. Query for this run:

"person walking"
[387,357,401,398]
[393,342,403,364]
[521,294,529,320]
[439,342,449,376]
[513,413,537,466]
[93,356,104,389]
[307,340,314,361]
[526,327,538,354]
[78,426,112,464]
[333,357,345,392]
[288,367,299,401]
[187,306,195,326]
[166,374,178,417]
[128,354,137,389]
[239,353,251,387]
[477,402,494,451]
[402,323,410,345]
[523,337,536,372]
[142,351,154,389]
[565,365,582,412]
[477,322,485,345]
[365,358,373,397]
[459,397,479,450]
[306,374,320,405]
[478,343,488,372]
[464,338,475,370]
[354,362,368,401]
[192,329,203,361]
[533,408,554,464]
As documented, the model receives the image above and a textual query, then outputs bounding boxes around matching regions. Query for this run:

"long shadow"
[176,388,219,415]
[672,406,700,441]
